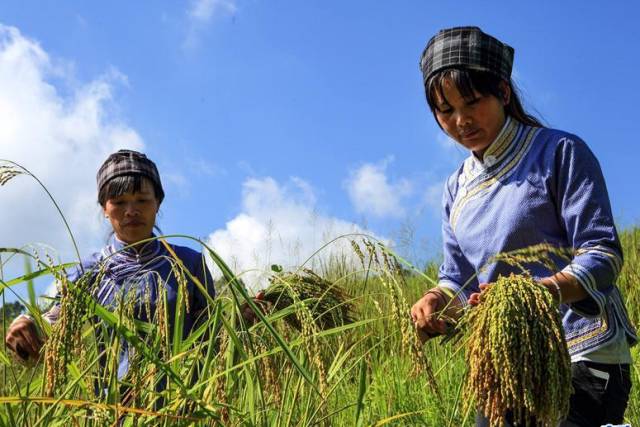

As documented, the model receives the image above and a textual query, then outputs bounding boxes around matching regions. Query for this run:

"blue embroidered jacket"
[46,237,215,379]
[437,117,637,358]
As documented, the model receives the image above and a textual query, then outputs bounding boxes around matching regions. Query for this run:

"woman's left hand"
[240,291,271,325]
[468,283,490,306]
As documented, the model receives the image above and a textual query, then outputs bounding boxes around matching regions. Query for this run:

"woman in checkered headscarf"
[5,150,218,386]
[410,27,635,426]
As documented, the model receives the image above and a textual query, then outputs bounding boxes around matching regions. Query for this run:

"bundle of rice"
[460,274,572,426]
[262,268,355,331]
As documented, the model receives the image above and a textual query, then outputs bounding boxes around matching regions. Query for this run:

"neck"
[472,116,510,161]
[114,234,155,252]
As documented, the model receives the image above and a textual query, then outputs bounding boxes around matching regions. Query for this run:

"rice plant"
[0,163,637,426]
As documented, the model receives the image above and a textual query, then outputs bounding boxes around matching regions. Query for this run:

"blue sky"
[1,1,639,295]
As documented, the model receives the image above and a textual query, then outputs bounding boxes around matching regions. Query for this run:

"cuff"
[561,265,606,318]
[438,280,469,308]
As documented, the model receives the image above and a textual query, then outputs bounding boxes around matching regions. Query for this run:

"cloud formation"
[183,0,238,51]
[207,176,383,289]
[0,24,143,260]
[345,158,412,219]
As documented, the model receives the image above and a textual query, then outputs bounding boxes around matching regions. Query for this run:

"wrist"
[423,288,447,308]
[541,277,562,304]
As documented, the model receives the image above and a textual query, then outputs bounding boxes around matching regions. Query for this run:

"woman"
[410,27,636,426]
[5,149,216,381]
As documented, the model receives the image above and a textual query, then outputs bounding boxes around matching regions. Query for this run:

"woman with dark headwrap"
[5,150,217,381]
[410,27,636,426]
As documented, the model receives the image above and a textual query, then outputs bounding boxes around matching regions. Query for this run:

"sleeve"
[554,136,623,317]
[42,257,96,325]
[437,180,479,307]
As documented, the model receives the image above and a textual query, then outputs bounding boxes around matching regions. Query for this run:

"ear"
[499,80,511,106]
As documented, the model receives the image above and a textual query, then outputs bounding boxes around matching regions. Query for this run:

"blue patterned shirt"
[46,237,215,378]
[437,117,637,358]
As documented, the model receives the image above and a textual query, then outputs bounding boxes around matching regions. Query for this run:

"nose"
[455,109,472,128]
[124,202,139,216]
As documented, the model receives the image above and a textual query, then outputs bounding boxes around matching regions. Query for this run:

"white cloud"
[345,158,412,219]
[187,157,226,177]
[0,24,143,261]
[189,0,237,23]
[206,177,385,290]
[183,0,237,51]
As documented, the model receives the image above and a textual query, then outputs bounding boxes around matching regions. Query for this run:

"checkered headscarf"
[97,150,164,203]
[419,26,514,84]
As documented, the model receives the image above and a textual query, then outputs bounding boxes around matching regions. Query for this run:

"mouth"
[124,221,145,227]
[460,129,481,140]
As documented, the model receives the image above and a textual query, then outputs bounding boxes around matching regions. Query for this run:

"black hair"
[425,68,543,128]
[98,174,164,207]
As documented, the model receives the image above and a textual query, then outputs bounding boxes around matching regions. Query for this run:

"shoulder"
[534,127,590,151]
[528,127,599,165]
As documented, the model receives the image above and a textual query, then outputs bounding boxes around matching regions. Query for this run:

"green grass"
[0,231,636,426]
[0,162,638,426]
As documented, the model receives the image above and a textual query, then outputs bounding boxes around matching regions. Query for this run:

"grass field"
[0,162,638,426]
[0,227,637,426]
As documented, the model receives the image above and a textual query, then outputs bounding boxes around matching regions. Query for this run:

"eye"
[437,106,453,115]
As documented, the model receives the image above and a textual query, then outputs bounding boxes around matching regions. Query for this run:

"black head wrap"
[420,26,514,84]
[97,149,164,203]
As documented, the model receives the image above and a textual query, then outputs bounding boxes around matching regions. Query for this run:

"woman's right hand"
[5,316,43,364]
[468,283,490,306]
[411,290,449,343]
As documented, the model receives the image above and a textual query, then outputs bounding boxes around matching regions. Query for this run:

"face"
[433,78,509,158]
[103,179,159,245]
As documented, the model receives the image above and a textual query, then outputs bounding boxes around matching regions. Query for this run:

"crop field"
[0,165,638,426]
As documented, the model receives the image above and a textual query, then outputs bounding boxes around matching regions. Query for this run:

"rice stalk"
[262,268,355,331]
[459,273,571,426]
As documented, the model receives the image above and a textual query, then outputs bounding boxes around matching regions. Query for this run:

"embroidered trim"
[450,126,539,231]
[483,117,519,160]
[566,313,609,348]
[575,246,623,277]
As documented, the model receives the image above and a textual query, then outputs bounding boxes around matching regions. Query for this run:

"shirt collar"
[111,234,160,259]
[470,116,518,169]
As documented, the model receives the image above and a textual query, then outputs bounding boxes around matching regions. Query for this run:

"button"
[484,155,497,167]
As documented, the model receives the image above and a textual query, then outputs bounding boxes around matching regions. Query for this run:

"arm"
[545,136,622,313]
[5,281,63,363]
[411,181,477,341]
[5,258,95,364]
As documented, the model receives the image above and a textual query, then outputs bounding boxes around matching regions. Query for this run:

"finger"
[410,306,420,322]
[423,313,446,334]
[15,344,30,362]
[414,306,432,329]
[479,283,491,292]
[18,329,40,359]
[468,293,481,306]
[419,303,445,332]
[256,291,265,300]
[6,330,27,355]
[5,336,17,354]
[416,328,431,344]
[414,316,440,339]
